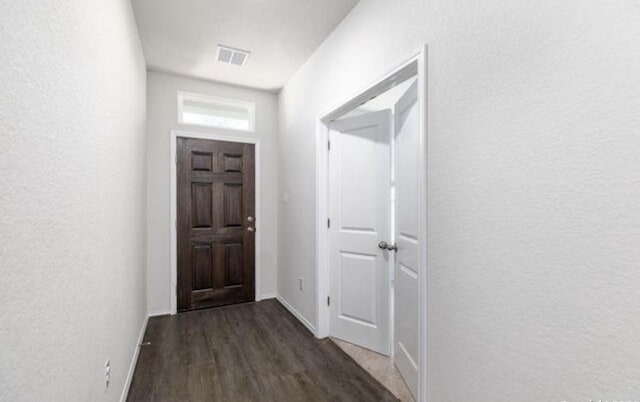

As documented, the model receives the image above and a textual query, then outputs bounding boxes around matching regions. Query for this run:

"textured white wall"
[278,0,640,400]
[146,71,278,314]
[0,0,147,401]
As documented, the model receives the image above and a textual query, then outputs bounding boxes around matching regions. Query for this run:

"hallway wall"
[277,0,640,400]
[145,71,278,315]
[0,0,147,401]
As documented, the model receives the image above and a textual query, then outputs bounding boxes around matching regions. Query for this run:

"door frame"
[169,129,262,315]
[315,45,428,401]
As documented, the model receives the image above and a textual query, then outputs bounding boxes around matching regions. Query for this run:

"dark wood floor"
[127,299,398,402]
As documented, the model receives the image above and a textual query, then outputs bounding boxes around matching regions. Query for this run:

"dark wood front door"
[177,137,255,311]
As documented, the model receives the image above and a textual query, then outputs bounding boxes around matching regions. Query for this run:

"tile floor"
[331,338,415,402]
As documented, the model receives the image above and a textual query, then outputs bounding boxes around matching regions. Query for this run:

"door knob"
[247,216,254,222]
[378,241,397,251]
[247,227,255,232]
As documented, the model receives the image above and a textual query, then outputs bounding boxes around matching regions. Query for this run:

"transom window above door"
[178,91,255,132]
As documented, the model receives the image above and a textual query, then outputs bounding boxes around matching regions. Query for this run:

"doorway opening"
[315,46,427,401]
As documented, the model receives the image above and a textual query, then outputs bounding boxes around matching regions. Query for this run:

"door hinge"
[327,218,331,228]
[327,296,330,306]
[174,152,177,164]
[328,140,331,151]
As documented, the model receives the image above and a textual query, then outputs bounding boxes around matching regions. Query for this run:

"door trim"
[315,45,428,401]
[170,130,262,315]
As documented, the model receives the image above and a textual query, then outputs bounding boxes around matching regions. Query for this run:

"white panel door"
[329,110,392,355]
[393,79,420,400]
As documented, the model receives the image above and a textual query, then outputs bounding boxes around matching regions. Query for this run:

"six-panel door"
[177,137,255,311]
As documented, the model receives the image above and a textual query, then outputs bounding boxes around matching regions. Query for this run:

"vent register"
[216,45,250,66]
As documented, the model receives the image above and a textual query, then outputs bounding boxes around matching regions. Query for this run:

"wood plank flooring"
[127,299,399,402]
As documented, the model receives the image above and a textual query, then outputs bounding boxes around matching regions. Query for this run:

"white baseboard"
[120,314,149,402]
[276,295,316,336]
[148,309,171,317]
[259,293,278,300]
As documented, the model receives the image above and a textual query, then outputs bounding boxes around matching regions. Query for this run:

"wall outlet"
[298,277,304,291]
[104,359,111,388]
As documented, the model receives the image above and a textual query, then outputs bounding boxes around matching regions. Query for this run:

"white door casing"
[393,80,420,399]
[329,110,392,355]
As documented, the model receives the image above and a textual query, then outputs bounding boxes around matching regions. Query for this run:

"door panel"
[225,243,243,286]
[192,183,213,228]
[177,137,255,311]
[223,184,243,227]
[339,251,377,325]
[329,110,391,355]
[192,244,213,290]
[393,80,420,399]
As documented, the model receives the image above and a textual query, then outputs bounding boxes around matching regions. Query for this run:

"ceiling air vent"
[216,45,250,67]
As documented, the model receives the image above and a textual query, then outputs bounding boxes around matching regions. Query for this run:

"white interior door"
[393,80,420,399]
[329,110,392,355]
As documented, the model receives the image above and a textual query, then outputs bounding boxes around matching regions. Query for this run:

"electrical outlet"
[298,277,304,291]
[104,359,111,388]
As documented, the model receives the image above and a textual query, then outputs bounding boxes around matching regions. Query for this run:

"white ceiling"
[131,0,359,92]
